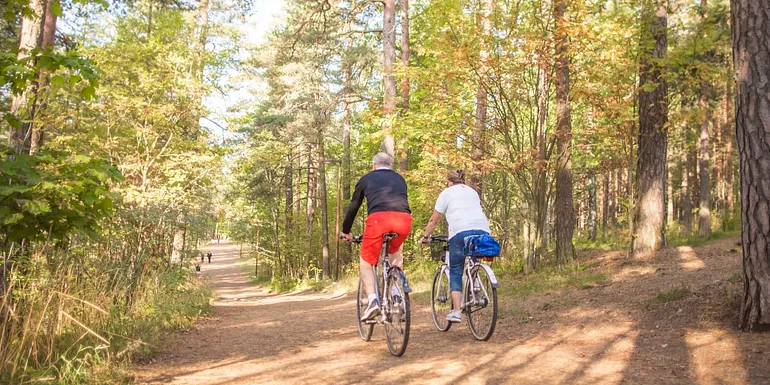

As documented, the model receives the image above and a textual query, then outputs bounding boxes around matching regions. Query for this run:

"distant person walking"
[207,252,212,263]
[200,252,205,263]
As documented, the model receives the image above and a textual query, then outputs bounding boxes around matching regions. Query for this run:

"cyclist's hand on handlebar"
[340,233,353,242]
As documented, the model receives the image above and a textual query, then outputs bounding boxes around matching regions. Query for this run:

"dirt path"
[134,240,770,385]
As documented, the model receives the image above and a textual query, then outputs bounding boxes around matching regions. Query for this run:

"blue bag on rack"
[463,234,501,257]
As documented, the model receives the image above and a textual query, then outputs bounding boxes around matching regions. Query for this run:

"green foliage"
[1,0,230,382]
[0,150,121,244]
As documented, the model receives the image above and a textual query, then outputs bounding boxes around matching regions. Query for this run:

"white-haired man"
[341,152,412,321]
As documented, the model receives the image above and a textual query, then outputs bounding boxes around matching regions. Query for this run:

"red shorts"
[361,211,412,265]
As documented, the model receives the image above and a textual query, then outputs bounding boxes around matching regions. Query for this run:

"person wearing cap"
[421,169,491,323]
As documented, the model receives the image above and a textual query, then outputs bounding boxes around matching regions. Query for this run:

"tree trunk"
[524,212,537,274]
[633,1,668,255]
[680,151,693,235]
[342,67,353,264]
[602,171,610,234]
[698,82,712,236]
[171,212,185,264]
[196,0,210,82]
[8,0,46,155]
[398,0,410,171]
[588,169,597,242]
[29,0,57,154]
[610,168,620,228]
[723,77,735,219]
[285,151,293,265]
[318,132,330,280]
[471,0,494,196]
[192,0,210,135]
[666,162,674,227]
[305,143,317,278]
[554,0,574,262]
[502,172,511,255]
[531,5,550,267]
[381,0,397,156]
[733,0,770,332]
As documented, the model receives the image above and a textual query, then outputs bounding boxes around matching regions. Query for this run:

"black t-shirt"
[342,169,411,233]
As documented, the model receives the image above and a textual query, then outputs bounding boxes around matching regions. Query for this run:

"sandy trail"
[133,240,770,385]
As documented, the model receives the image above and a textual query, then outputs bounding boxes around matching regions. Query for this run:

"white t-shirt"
[434,184,491,238]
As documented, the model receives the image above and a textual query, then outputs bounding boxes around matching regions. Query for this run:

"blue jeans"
[448,230,489,292]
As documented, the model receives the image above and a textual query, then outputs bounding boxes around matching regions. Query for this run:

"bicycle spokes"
[384,268,410,356]
[466,266,498,341]
[431,267,452,332]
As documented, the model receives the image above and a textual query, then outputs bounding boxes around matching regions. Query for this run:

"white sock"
[368,294,378,304]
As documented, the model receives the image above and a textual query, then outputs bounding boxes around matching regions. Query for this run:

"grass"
[400,258,608,305]
[574,237,628,252]
[235,251,349,293]
[236,253,271,286]
[239,230,736,309]
[574,228,740,252]
[655,286,691,304]
[498,302,532,324]
[1,257,212,385]
[498,267,608,300]
[667,230,740,248]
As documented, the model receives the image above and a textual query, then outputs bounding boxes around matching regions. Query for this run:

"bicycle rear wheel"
[384,267,410,356]
[356,278,374,341]
[430,266,452,332]
[466,265,498,341]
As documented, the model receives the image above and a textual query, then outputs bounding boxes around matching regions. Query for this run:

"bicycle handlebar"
[339,234,363,243]
[426,235,448,243]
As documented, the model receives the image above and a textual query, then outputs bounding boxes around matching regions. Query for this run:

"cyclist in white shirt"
[421,169,491,323]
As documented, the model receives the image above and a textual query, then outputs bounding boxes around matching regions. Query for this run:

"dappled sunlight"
[561,307,631,322]
[611,265,659,282]
[489,323,638,385]
[570,326,638,385]
[137,240,769,385]
[676,246,706,271]
[685,329,748,385]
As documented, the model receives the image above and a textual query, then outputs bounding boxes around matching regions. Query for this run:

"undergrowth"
[0,252,212,385]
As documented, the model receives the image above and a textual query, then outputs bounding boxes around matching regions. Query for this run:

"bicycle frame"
[362,233,400,325]
[437,244,500,313]
[371,238,392,322]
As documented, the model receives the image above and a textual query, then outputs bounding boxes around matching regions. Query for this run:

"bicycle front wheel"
[466,265,498,341]
[431,266,452,332]
[356,278,374,341]
[384,267,410,356]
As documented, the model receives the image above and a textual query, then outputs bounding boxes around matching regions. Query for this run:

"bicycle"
[427,235,499,341]
[345,232,411,357]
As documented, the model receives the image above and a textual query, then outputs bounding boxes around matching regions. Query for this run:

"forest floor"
[132,238,770,385]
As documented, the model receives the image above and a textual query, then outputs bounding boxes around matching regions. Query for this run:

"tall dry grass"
[0,209,212,384]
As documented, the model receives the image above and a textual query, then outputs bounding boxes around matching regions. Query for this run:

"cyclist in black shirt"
[341,153,412,321]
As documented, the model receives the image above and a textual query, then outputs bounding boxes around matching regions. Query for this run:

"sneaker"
[446,310,462,323]
[361,299,381,321]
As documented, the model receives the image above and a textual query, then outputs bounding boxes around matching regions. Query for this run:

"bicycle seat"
[383,232,398,241]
